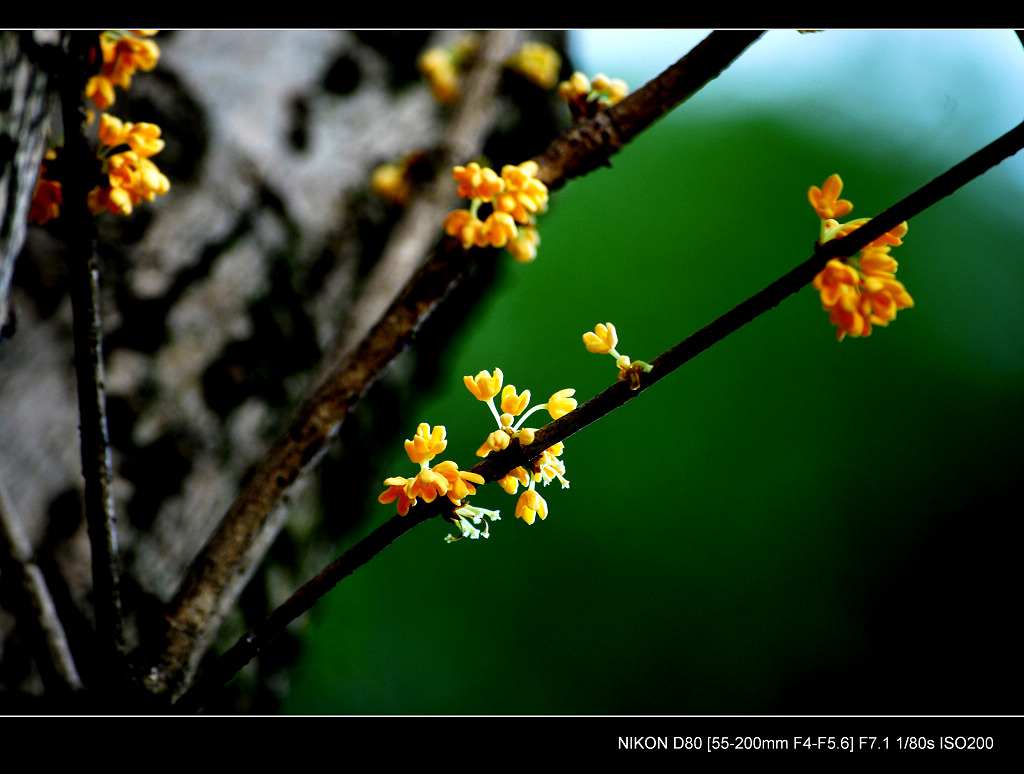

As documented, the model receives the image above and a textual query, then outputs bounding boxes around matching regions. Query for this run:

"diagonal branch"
[0,479,84,693]
[144,30,766,701]
[175,115,1024,712]
[535,30,764,189]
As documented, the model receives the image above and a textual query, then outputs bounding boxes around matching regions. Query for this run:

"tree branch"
[60,32,126,681]
[534,30,764,189]
[0,479,84,693]
[175,114,1024,712]
[141,30,523,699]
[143,29,767,701]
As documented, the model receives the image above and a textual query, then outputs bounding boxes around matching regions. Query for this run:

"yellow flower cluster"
[417,35,479,104]
[378,423,485,519]
[557,71,628,120]
[378,367,576,541]
[419,37,562,104]
[583,322,652,389]
[465,368,576,527]
[506,41,562,89]
[809,174,914,341]
[86,30,160,111]
[88,114,170,216]
[442,161,549,262]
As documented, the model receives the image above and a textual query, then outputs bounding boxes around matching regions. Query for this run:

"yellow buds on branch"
[583,322,652,390]
[557,71,628,120]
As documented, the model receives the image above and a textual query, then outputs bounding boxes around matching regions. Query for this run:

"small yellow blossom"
[443,210,518,250]
[452,162,504,201]
[506,225,540,263]
[494,161,548,223]
[378,421,483,517]
[464,368,503,401]
[808,173,853,220]
[507,41,561,89]
[89,151,170,216]
[498,467,531,495]
[371,163,410,206]
[546,389,577,419]
[476,429,510,457]
[417,47,460,104]
[515,488,548,525]
[378,477,416,516]
[404,423,447,465]
[418,35,479,104]
[584,321,651,389]
[86,30,161,110]
[99,114,165,157]
[558,70,628,119]
[500,385,531,416]
[583,322,618,354]
[433,461,485,503]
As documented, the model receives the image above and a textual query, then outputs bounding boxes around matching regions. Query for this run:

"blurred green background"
[284,30,1023,714]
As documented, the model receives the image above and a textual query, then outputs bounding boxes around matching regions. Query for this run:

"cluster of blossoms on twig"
[583,322,652,390]
[557,71,628,120]
[29,31,169,224]
[84,30,160,111]
[442,161,549,262]
[417,35,561,105]
[29,151,62,225]
[467,369,575,534]
[87,113,170,217]
[378,369,576,543]
[377,423,489,537]
[809,174,914,341]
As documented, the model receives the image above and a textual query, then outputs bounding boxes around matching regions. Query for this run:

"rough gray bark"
[0,31,63,339]
[0,30,567,712]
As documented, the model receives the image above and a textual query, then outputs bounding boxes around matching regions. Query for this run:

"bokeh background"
[284,30,1024,714]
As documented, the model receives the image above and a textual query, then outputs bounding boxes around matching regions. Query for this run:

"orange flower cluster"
[29,151,62,225]
[443,161,548,262]
[378,424,484,518]
[88,114,170,216]
[29,31,168,225]
[86,31,160,111]
[809,175,914,341]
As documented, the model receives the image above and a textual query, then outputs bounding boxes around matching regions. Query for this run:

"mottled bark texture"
[0,30,567,712]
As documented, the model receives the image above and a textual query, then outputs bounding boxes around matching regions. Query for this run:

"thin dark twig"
[60,32,126,679]
[176,116,1024,712]
[0,480,84,692]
